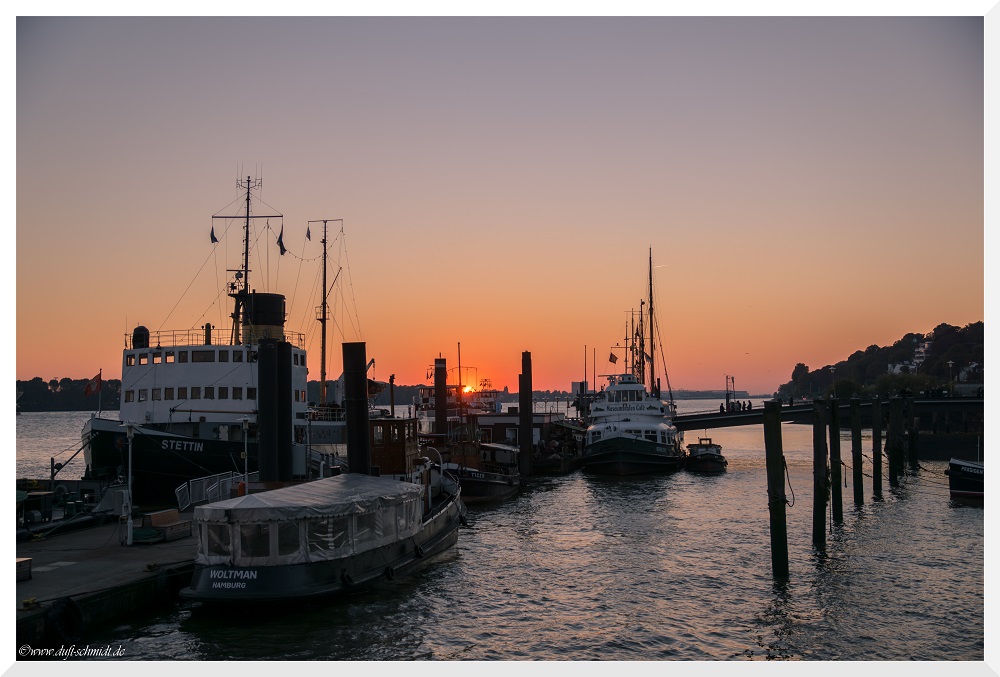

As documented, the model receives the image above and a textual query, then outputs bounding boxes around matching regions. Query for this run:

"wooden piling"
[812,399,828,550]
[763,401,789,578]
[888,396,903,486]
[905,396,919,469]
[518,352,533,478]
[872,398,883,499]
[850,397,863,505]
[828,397,843,523]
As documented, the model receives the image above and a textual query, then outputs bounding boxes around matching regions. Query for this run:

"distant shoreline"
[16,390,775,415]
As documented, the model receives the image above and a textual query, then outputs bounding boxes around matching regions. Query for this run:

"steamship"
[82,178,347,507]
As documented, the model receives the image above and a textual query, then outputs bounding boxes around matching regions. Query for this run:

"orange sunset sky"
[14,13,988,396]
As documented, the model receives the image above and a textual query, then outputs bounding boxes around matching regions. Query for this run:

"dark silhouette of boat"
[684,437,728,473]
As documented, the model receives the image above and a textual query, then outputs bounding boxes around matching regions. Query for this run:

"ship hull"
[685,454,728,473]
[83,418,258,508]
[582,437,683,476]
[445,465,521,504]
[82,417,345,508]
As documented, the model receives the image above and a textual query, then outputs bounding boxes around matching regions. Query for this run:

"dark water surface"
[16,407,985,661]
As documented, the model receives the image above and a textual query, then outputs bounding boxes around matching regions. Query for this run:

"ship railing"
[175,471,259,510]
[126,329,306,350]
[306,445,348,475]
[309,407,347,422]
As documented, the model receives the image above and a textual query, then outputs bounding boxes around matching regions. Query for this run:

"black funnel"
[343,342,372,474]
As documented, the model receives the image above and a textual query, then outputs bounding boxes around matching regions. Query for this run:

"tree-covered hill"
[775,321,983,401]
[17,376,121,412]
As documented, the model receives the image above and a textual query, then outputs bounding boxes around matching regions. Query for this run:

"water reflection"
[78,416,982,661]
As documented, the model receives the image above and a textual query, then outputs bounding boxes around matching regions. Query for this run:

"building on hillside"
[914,334,933,370]
[887,361,917,375]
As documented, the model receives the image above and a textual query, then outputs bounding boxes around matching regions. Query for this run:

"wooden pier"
[15,515,196,647]
[757,394,982,580]
[674,396,983,435]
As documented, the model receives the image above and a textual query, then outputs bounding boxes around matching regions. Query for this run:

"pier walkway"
[16,515,196,648]
[673,397,984,431]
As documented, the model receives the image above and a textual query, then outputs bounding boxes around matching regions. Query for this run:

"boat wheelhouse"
[415,383,462,438]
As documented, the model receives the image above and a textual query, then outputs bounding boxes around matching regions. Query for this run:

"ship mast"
[309,219,343,405]
[242,176,252,295]
[215,176,281,345]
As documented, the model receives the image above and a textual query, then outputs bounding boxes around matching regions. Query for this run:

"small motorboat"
[945,457,983,504]
[684,437,728,473]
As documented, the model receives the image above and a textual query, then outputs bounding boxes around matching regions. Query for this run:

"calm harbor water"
[15,402,985,661]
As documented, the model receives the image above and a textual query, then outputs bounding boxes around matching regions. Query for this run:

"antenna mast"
[214,176,281,345]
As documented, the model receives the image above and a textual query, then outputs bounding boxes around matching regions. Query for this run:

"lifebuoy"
[384,565,395,581]
[340,570,355,588]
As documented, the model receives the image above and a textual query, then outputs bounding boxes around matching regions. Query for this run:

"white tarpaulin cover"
[194,473,425,524]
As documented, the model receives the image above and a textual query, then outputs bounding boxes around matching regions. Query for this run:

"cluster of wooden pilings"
[763,396,919,579]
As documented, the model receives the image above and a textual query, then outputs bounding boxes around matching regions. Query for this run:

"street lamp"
[829,366,836,399]
[240,417,250,492]
[306,407,314,475]
[947,360,954,396]
[123,421,135,546]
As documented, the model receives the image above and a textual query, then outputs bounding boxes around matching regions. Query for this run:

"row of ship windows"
[201,502,422,559]
[589,430,669,443]
[123,387,311,403]
[606,390,646,403]
[125,349,306,367]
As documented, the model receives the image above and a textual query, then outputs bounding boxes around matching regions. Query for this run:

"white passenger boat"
[582,249,683,475]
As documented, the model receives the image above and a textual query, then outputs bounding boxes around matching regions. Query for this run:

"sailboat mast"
[648,247,656,396]
[457,342,463,426]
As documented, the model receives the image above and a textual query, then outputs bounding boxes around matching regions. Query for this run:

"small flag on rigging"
[609,352,618,364]
[210,227,219,244]
[306,225,311,241]
[277,225,287,255]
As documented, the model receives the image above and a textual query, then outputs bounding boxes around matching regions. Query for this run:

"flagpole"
[98,369,102,415]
